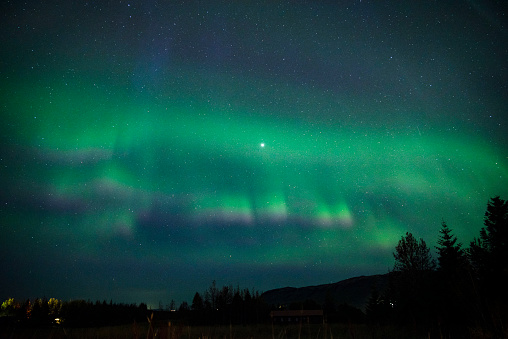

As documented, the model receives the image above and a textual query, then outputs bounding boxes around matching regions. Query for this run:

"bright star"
[260,143,265,147]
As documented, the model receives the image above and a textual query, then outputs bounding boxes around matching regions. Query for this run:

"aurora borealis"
[1,1,507,308]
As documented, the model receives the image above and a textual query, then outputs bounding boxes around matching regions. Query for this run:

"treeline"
[182,280,270,325]
[0,282,270,328]
[366,196,508,338]
[0,297,147,327]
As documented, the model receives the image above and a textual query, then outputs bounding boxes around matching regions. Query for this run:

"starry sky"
[1,0,507,308]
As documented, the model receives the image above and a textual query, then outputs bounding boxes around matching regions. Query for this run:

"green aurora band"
[3,75,507,264]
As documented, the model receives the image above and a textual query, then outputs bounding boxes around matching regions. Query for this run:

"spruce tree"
[467,196,508,335]
[435,221,470,336]
[468,196,508,281]
[436,221,464,274]
[483,196,508,261]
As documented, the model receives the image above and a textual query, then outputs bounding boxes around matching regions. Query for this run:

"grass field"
[0,322,434,339]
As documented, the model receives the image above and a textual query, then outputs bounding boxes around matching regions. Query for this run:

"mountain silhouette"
[261,274,389,311]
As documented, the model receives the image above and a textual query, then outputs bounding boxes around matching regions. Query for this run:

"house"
[270,310,324,324]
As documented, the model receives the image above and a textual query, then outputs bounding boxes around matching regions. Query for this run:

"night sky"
[1,0,507,309]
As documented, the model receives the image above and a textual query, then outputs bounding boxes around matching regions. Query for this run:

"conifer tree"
[468,196,508,280]
[436,221,464,274]
[434,221,472,336]
[483,196,508,260]
[467,196,508,335]
[191,292,203,311]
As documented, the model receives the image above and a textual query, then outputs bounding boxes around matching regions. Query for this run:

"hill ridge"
[260,274,389,312]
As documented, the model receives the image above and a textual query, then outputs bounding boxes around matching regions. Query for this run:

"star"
[260,143,265,148]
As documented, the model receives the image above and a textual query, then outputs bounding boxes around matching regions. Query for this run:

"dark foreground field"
[0,322,454,339]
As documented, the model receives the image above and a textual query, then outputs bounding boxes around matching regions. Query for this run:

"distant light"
[260,143,265,147]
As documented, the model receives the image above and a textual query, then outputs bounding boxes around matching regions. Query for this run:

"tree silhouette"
[436,221,465,274]
[468,196,508,335]
[393,232,435,273]
[434,221,472,337]
[391,232,436,329]
[191,292,203,311]
[203,280,218,313]
[483,196,508,254]
[178,301,189,312]
[469,197,508,287]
